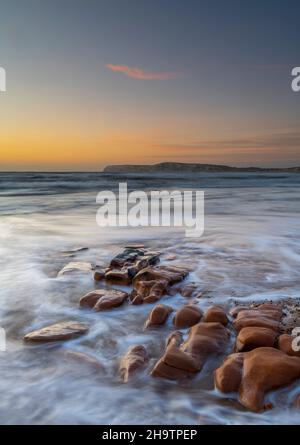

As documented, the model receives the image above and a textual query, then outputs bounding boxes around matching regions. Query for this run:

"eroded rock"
[151,322,230,380]
[131,265,189,304]
[119,345,148,382]
[233,303,282,333]
[24,321,89,342]
[236,326,277,352]
[145,304,173,328]
[79,288,128,311]
[173,305,202,329]
[215,347,300,412]
[203,306,228,326]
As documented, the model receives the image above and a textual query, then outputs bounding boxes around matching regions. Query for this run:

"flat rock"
[119,345,148,382]
[173,305,202,329]
[24,321,89,342]
[203,306,228,326]
[79,289,128,311]
[145,304,173,328]
[233,303,282,333]
[57,261,94,277]
[236,326,277,352]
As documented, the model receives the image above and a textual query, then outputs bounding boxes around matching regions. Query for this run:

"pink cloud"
[106,64,179,80]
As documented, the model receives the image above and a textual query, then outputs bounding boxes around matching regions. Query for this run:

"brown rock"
[151,322,230,380]
[240,347,300,412]
[215,353,245,393]
[145,304,173,328]
[233,304,282,333]
[24,321,89,342]
[79,289,128,311]
[131,265,189,304]
[278,334,300,357]
[173,305,202,329]
[215,347,300,412]
[119,345,148,382]
[236,327,277,352]
[105,269,130,284]
[203,306,228,326]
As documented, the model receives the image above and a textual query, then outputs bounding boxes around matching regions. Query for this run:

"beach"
[0,171,300,424]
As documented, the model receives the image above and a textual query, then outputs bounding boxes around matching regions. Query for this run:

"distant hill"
[103,162,300,173]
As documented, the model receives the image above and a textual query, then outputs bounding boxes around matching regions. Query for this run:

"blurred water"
[0,172,300,424]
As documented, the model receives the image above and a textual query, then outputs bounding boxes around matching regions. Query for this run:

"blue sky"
[0,0,299,170]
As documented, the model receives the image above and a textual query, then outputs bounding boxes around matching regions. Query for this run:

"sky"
[0,0,299,171]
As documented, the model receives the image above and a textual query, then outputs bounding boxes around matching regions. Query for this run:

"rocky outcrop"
[215,347,300,412]
[105,247,160,285]
[151,322,230,380]
[24,321,89,342]
[203,306,228,326]
[173,305,202,329]
[145,304,173,328]
[119,345,148,382]
[79,288,128,311]
[131,265,189,304]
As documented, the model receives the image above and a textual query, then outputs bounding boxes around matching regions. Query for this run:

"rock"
[94,270,105,281]
[57,261,94,277]
[236,327,277,352]
[24,321,89,342]
[119,345,148,382]
[233,304,282,333]
[203,306,228,326]
[151,322,230,380]
[215,353,245,393]
[79,289,128,311]
[278,334,300,357]
[131,280,168,305]
[105,269,131,284]
[145,304,173,328]
[179,283,199,298]
[105,247,161,285]
[215,347,300,412]
[60,349,103,369]
[61,247,89,254]
[173,305,202,329]
[131,265,189,304]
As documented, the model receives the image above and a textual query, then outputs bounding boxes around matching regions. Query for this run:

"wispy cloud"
[106,64,180,80]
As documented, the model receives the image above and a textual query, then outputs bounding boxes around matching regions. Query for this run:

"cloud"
[106,64,179,80]
[156,131,300,153]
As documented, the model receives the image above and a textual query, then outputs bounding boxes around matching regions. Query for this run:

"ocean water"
[0,171,300,425]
